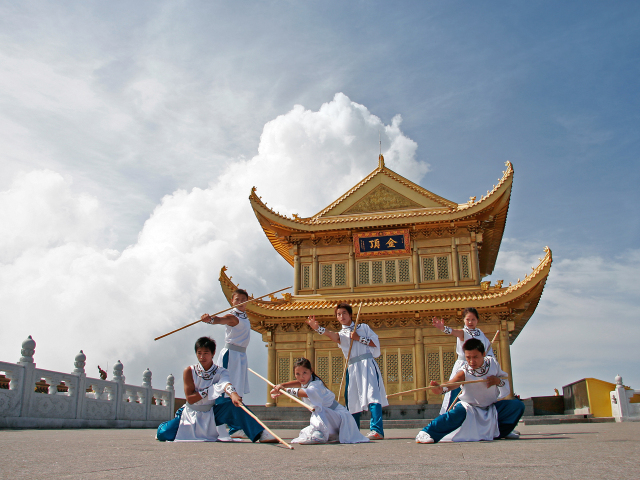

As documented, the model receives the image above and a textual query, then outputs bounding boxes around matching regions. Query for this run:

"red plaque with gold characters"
[354,229,410,258]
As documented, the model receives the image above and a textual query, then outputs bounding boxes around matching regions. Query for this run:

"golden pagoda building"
[219,156,552,407]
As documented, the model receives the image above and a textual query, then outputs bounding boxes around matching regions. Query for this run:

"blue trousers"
[212,400,264,442]
[219,350,242,435]
[345,370,384,436]
[422,399,525,443]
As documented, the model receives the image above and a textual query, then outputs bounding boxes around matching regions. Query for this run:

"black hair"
[462,307,479,321]
[233,288,249,300]
[463,338,485,354]
[294,357,326,386]
[194,336,217,355]
[334,302,353,317]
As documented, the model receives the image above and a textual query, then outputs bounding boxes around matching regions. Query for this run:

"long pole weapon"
[248,368,314,412]
[237,403,294,450]
[387,376,509,398]
[338,303,363,403]
[446,330,501,412]
[154,286,292,341]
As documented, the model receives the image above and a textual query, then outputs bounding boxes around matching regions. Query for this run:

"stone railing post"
[166,374,175,412]
[72,350,87,419]
[112,360,124,419]
[142,368,152,420]
[611,375,629,422]
[17,336,37,417]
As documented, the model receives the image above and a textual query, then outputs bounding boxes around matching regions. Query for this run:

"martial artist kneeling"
[169,336,277,443]
[415,338,525,444]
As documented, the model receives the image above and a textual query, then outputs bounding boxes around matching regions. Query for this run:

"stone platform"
[2,422,640,479]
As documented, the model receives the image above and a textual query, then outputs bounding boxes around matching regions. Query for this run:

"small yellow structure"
[220,156,552,406]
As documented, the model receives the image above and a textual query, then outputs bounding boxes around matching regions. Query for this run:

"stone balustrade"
[610,375,640,422]
[0,336,175,428]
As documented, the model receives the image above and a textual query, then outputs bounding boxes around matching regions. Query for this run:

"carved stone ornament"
[20,335,36,363]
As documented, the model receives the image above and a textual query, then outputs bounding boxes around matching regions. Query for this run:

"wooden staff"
[248,368,314,412]
[387,376,509,398]
[238,403,294,450]
[154,286,292,340]
[338,303,363,401]
[446,330,501,412]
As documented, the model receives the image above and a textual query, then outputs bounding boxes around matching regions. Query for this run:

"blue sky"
[1,1,639,404]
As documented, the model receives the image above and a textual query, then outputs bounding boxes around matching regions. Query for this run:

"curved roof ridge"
[249,162,514,227]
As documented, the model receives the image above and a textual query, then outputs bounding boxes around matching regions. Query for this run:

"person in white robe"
[307,302,388,440]
[201,288,252,438]
[271,358,369,445]
[415,338,524,444]
[173,336,277,443]
[432,307,495,414]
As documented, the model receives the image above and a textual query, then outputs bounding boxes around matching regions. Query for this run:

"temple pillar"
[306,332,315,366]
[414,327,426,404]
[470,241,480,285]
[499,320,514,398]
[293,253,300,295]
[312,248,319,293]
[412,239,420,288]
[266,331,277,407]
[451,237,460,287]
[348,244,355,292]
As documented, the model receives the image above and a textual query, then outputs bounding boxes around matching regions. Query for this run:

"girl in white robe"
[307,302,388,440]
[432,307,494,414]
[271,358,369,445]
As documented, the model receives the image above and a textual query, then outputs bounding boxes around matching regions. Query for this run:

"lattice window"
[427,352,441,383]
[316,356,329,381]
[278,357,290,384]
[302,264,311,289]
[372,261,383,284]
[331,356,343,384]
[334,263,346,286]
[386,353,398,382]
[358,262,370,285]
[401,353,414,382]
[398,258,410,283]
[422,255,451,281]
[437,256,449,280]
[375,356,384,377]
[321,264,333,288]
[422,257,435,281]
[443,351,456,378]
[385,260,396,283]
[460,254,470,279]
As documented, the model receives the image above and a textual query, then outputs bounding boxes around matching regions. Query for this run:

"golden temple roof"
[250,160,513,275]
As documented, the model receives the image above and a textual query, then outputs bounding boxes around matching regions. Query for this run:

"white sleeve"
[210,367,233,399]
[360,324,381,358]
[490,357,510,400]
[301,381,325,408]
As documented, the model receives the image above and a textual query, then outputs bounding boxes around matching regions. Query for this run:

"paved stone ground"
[2,423,640,479]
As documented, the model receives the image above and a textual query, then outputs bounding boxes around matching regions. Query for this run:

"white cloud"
[0,94,423,403]
[488,242,640,397]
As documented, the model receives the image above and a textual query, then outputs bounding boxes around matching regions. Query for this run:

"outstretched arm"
[432,317,464,341]
[429,370,465,395]
[307,316,340,344]
[201,313,239,327]
[270,382,309,399]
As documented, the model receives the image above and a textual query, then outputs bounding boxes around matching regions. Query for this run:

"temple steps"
[519,415,615,426]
